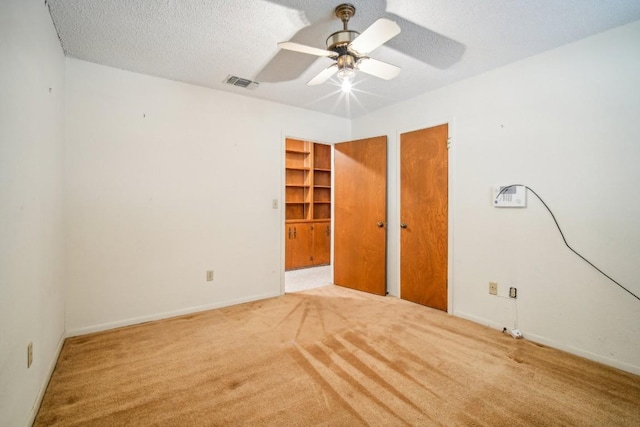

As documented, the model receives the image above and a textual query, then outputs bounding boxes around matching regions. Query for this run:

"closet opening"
[284,138,333,293]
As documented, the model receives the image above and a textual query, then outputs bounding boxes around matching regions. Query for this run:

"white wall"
[64,59,350,335]
[352,20,640,374]
[2,8,637,426]
[0,1,66,425]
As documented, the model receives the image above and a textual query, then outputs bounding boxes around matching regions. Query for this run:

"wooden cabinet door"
[334,136,387,295]
[285,224,312,270]
[285,225,295,270]
[312,222,330,265]
[400,124,448,311]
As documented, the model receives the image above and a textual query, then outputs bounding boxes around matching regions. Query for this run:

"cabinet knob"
[400,223,408,229]
[377,221,385,228]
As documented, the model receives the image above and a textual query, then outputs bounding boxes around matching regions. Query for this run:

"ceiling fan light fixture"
[336,54,355,80]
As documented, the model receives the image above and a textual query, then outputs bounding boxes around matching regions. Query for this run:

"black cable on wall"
[496,184,639,302]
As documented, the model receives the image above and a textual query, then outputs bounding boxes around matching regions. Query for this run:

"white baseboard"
[65,291,282,337]
[27,331,65,426]
[454,310,640,376]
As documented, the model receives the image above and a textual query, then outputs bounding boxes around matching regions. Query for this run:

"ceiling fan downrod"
[327,4,360,53]
[335,3,356,31]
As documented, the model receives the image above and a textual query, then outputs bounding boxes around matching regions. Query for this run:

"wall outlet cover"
[489,281,498,295]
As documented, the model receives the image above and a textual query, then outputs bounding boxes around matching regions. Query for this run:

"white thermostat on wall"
[493,185,527,208]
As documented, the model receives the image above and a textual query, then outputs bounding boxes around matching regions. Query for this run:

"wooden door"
[334,136,387,295]
[285,224,312,269]
[312,222,330,265]
[400,124,448,310]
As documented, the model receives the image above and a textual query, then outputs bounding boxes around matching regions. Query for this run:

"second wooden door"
[400,124,448,311]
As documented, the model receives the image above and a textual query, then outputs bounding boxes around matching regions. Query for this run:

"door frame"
[280,135,334,295]
[395,117,456,313]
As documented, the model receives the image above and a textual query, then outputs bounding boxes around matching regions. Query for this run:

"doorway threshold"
[285,265,332,293]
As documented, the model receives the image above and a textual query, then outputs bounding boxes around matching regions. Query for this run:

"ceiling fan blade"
[307,64,338,85]
[357,58,401,80]
[279,41,338,58]
[349,19,401,55]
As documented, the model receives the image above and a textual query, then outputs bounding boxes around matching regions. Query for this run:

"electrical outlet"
[509,287,517,298]
[272,199,278,209]
[206,270,214,282]
[489,282,498,295]
[27,342,33,368]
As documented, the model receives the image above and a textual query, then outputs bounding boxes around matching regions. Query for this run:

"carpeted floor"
[35,285,640,426]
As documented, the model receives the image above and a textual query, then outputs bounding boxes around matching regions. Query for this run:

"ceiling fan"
[278,3,401,88]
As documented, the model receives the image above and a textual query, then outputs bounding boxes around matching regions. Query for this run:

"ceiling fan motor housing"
[326,30,359,54]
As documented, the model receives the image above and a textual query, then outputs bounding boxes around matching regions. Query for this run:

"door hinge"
[447,137,452,150]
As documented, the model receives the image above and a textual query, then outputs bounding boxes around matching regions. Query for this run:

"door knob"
[377,221,384,228]
[400,223,408,229]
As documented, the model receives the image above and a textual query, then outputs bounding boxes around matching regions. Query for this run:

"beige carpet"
[35,285,640,426]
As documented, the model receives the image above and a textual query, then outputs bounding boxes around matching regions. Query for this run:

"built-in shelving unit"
[313,143,332,220]
[285,138,332,270]
[285,139,312,221]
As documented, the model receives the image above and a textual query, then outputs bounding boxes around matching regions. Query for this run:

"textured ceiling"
[47,0,640,118]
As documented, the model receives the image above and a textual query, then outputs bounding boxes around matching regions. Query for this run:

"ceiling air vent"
[223,75,260,90]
